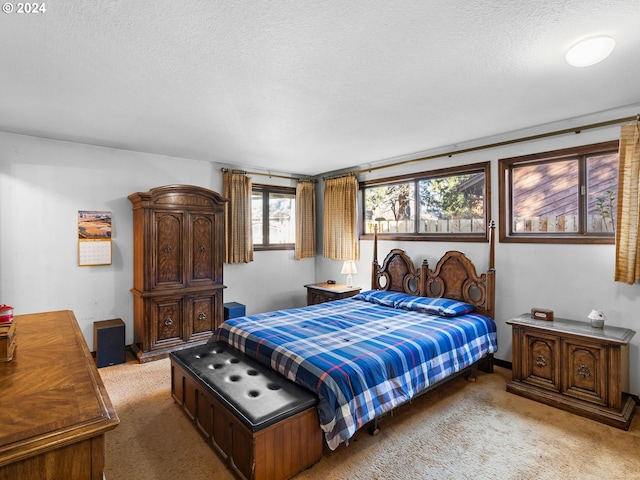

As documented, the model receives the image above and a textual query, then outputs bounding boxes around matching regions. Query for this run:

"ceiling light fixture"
[565,36,616,67]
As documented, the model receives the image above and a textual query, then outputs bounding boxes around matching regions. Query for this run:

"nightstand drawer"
[521,330,561,392]
[562,339,607,406]
[304,283,361,306]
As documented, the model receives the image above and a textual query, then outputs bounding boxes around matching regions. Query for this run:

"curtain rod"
[322,172,357,181]
[220,167,317,183]
[222,114,638,181]
[350,114,639,177]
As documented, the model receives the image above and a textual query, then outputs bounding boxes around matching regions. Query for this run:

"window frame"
[252,184,296,251]
[360,161,491,242]
[498,140,619,244]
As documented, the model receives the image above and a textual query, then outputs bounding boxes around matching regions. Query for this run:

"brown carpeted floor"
[100,354,640,480]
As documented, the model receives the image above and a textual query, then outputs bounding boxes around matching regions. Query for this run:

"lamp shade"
[340,261,357,275]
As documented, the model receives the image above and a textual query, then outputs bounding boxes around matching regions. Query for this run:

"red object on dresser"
[0,305,13,323]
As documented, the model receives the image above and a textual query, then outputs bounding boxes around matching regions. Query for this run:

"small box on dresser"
[0,321,16,362]
[507,313,636,430]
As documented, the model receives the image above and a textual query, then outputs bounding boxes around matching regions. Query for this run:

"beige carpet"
[100,355,640,480]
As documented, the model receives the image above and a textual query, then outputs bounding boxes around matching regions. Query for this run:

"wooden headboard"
[371,249,421,295]
[371,222,496,319]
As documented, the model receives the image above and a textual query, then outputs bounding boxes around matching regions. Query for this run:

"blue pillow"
[352,290,408,308]
[396,296,475,317]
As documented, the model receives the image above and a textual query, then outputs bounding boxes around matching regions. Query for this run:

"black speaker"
[94,319,126,368]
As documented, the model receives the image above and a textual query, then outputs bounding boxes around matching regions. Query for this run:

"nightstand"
[304,283,361,306]
[506,313,636,430]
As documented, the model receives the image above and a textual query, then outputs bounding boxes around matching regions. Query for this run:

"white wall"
[316,108,640,396]
[0,132,313,349]
[2,107,640,397]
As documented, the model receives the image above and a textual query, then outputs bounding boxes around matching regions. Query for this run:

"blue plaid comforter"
[215,297,497,450]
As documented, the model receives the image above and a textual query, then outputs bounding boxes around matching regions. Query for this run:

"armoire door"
[188,293,216,341]
[153,211,184,290]
[150,295,185,350]
[188,212,222,286]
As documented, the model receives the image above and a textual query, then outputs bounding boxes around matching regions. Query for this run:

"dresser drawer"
[0,321,17,362]
[0,333,16,362]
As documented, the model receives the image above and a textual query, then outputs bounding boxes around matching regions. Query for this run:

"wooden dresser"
[129,185,228,363]
[507,314,636,430]
[0,310,119,479]
[305,282,361,305]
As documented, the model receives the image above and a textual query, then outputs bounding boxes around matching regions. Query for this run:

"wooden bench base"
[170,343,323,480]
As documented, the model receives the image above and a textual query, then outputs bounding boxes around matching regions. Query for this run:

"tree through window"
[362,162,490,241]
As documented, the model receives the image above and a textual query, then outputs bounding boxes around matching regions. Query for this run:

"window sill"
[360,233,489,243]
[254,244,295,251]
[499,235,614,245]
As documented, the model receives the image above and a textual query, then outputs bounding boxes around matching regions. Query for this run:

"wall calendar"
[78,211,112,266]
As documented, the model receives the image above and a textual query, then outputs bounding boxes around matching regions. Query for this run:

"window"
[361,162,490,241]
[498,141,618,244]
[251,184,295,250]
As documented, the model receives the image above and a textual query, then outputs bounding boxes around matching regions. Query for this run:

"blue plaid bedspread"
[214,297,497,450]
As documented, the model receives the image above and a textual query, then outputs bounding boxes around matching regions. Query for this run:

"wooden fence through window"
[367,215,614,234]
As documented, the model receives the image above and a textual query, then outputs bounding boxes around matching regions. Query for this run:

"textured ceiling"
[1,0,639,176]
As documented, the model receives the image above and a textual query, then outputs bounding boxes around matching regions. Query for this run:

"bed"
[214,224,497,451]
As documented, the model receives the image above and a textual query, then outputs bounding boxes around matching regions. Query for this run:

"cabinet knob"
[198,244,206,253]
[578,364,591,378]
[198,312,207,321]
[535,354,547,367]
[164,317,173,326]
[164,245,173,254]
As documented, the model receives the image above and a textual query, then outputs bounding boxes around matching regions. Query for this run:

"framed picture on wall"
[78,210,112,266]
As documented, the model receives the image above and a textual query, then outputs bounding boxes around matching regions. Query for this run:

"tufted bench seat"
[170,342,323,480]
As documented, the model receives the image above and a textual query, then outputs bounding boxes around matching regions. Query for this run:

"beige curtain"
[295,181,316,260]
[614,121,640,284]
[223,171,253,264]
[323,175,359,261]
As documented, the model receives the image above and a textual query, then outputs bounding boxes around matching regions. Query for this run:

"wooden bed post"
[486,220,496,320]
[488,220,495,272]
[371,225,379,289]
[420,260,428,297]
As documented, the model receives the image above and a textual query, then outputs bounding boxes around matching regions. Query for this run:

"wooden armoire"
[128,185,228,363]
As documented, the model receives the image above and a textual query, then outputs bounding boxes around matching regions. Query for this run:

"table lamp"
[340,261,357,287]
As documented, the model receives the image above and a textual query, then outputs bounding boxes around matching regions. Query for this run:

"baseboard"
[494,358,512,370]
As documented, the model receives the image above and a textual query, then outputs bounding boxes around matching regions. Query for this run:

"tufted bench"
[170,342,323,480]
